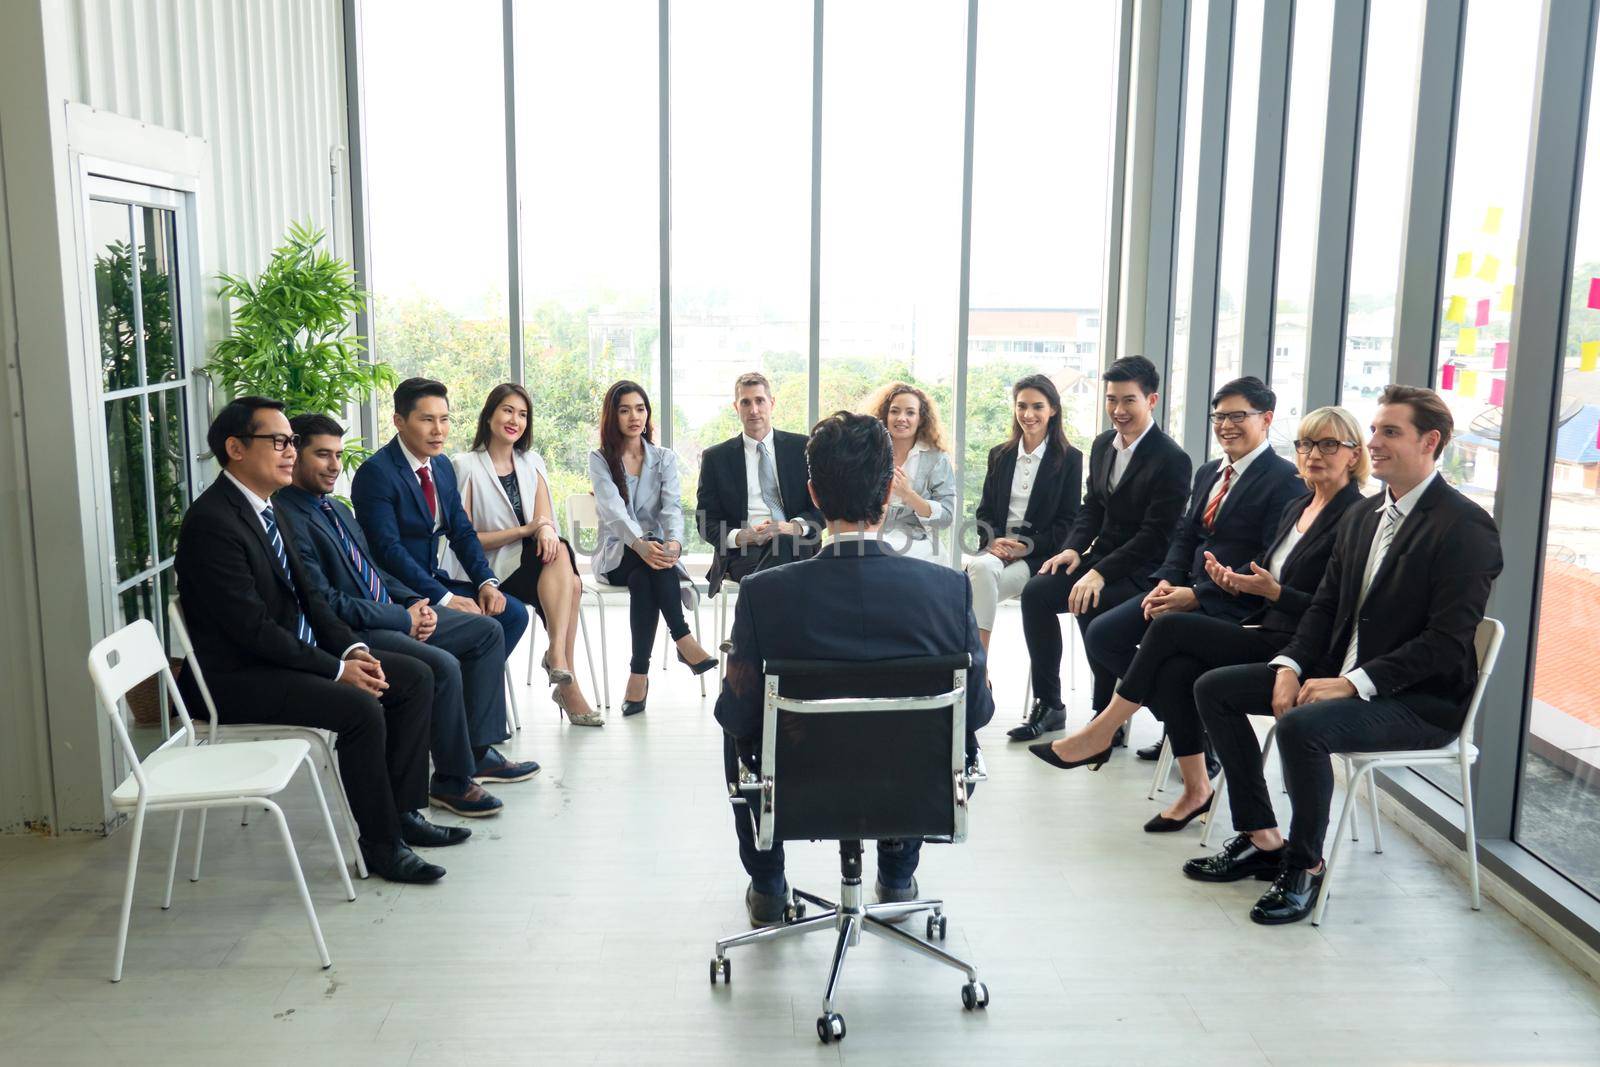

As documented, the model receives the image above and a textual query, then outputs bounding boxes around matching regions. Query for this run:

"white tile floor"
[3,605,1599,1065]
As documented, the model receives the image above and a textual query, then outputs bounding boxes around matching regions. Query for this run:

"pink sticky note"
[1475,300,1490,327]
[1441,363,1456,390]
[1490,377,1505,407]
[1493,341,1509,369]
[1590,277,1600,309]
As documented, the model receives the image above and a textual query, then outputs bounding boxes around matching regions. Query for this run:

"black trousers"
[1195,663,1454,869]
[605,540,690,674]
[1081,594,1155,713]
[190,649,433,848]
[1019,567,1149,710]
[499,536,580,624]
[1114,614,1284,758]
[723,536,807,586]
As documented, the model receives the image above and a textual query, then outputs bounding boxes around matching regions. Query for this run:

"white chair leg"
[1022,672,1032,716]
[716,593,728,682]
[525,627,538,687]
[577,603,601,707]
[1313,766,1368,926]
[1147,736,1174,799]
[1366,769,1384,854]
[190,808,208,883]
[301,756,357,902]
[240,806,250,827]
[111,804,148,982]
[1461,753,1481,910]
[162,809,185,910]
[693,601,707,698]
[595,595,611,710]
[1066,623,1076,692]
[1202,771,1228,848]
[504,666,522,732]
[315,734,366,880]
[262,799,332,970]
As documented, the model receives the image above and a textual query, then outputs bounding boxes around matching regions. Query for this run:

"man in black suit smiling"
[1189,384,1502,925]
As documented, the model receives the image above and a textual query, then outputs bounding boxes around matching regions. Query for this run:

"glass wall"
[1167,0,1213,448]
[1212,0,1265,416]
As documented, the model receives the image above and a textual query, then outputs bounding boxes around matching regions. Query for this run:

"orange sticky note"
[1454,253,1473,279]
[1458,369,1478,397]
[1499,284,1515,312]
[1582,340,1600,372]
[1483,206,1503,234]
[1456,327,1478,356]
[1446,295,1467,323]
[1477,254,1500,283]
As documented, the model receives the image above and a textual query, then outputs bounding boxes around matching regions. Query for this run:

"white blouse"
[1005,437,1049,530]
[1264,521,1304,581]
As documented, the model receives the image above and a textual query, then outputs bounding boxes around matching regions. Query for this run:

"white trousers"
[964,552,1032,631]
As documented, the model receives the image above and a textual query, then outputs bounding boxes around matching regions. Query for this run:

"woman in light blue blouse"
[863,380,958,565]
[588,380,717,717]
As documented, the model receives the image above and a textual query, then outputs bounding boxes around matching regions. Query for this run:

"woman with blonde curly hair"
[862,381,958,565]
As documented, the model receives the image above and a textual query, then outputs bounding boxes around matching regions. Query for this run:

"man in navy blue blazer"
[351,378,533,785]
[1081,376,1304,761]
[714,411,995,928]
[281,414,540,816]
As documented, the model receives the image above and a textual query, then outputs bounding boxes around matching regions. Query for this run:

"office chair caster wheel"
[926,914,947,941]
[960,982,989,1010]
[816,1012,846,1043]
[784,901,807,923]
[709,956,730,985]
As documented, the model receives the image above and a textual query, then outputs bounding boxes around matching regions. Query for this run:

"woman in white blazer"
[588,380,716,717]
[863,380,958,565]
[450,382,601,725]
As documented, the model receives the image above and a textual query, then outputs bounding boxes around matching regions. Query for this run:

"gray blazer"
[587,441,691,585]
[882,443,957,545]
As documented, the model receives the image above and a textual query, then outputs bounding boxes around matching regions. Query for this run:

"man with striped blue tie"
[175,397,448,884]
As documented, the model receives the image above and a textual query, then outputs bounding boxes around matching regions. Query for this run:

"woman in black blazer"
[965,374,1083,650]
[1031,407,1370,829]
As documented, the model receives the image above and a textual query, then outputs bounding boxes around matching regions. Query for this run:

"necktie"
[320,498,391,604]
[1202,465,1234,530]
[261,505,316,645]
[1341,503,1404,674]
[758,440,786,523]
[417,463,438,524]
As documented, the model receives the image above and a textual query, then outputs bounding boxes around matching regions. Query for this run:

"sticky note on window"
[1590,277,1600,309]
[1475,299,1491,327]
[1493,341,1509,369]
[1441,363,1456,390]
[1456,327,1478,356]
[1477,255,1500,283]
[1582,340,1600,372]
[1454,253,1473,279]
[1490,377,1505,406]
[1446,295,1467,323]
[1458,369,1478,397]
[1483,206,1503,234]
[1499,284,1515,312]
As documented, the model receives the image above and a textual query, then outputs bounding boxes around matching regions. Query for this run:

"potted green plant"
[209,220,394,462]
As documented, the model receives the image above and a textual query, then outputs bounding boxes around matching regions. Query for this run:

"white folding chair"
[1313,617,1504,925]
[89,619,355,982]
[503,663,522,732]
[714,577,741,682]
[168,601,368,880]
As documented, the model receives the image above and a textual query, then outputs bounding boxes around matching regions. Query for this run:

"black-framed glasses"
[1209,410,1263,426]
[238,433,301,452]
[1293,437,1357,456]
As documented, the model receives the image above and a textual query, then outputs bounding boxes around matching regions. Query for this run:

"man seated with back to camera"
[714,411,995,928]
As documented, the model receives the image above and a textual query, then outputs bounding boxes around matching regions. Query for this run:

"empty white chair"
[89,619,355,982]
[1313,617,1504,925]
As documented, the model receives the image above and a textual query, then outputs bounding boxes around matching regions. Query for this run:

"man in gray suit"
[279,414,539,818]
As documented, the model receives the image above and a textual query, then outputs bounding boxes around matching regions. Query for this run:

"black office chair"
[709,654,989,1044]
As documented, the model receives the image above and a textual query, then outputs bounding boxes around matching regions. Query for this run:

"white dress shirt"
[1005,436,1049,530]
[1270,470,1439,700]
[1108,420,1154,491]
[223,471,363,679]
[725,431,812,549]
[397,438,497,605]
[1263,522,1304,582]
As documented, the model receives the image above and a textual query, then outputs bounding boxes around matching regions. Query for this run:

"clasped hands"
[1272,668,1356,717]
[441,582,507,617]
[635,537,684,570]
[735,520,802,549]
[337,648,388,696]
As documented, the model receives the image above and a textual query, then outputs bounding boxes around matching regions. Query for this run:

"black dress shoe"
[361,841,446,884]
[400,811,471,848]
[1250,864,1325,925]
[1182,833,1286,883]
[1006,700,1067,741]
[1028,741,1113,771]
[1136,737,1164,761]
[1143,793,1213,833]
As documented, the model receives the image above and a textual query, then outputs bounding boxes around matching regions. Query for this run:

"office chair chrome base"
[710,854,987,1044]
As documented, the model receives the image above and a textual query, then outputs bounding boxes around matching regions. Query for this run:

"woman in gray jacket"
[588,380,717,717]
[863,381,957,565]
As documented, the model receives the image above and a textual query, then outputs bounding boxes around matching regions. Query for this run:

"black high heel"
[1143,793,1213,833]
[621,677,649,717]
[676,650,717,675]
[1028,741,1113,771]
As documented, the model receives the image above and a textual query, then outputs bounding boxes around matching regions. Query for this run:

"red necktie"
[417,463,438,521]
[1202,465,1233,530]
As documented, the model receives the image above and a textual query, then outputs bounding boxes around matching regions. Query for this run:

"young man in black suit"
[175,397,457,884]
[696,372,824,598]
[714,412,995,927]
[1010,356,1192,740]
[1188,385,1502,924]
[1080,376,1304,760]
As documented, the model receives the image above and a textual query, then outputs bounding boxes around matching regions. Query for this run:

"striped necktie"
[261,505,316,644]
[1202,464,1234,530]
[319,498,391,604]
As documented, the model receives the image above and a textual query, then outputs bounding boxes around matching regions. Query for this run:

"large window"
[1212,0,1265,414]
[1167,0,1213,449]
[1340,0,1424,427]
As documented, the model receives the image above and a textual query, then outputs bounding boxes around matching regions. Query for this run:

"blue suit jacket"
[713,538,994,757]
[274,484,419,634]
[350,436,497,604]
[1152,447,1304,621]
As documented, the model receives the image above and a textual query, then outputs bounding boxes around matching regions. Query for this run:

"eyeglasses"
[1209,410,1263,427]
[238,433,301,452]
[1293,437,1357,456]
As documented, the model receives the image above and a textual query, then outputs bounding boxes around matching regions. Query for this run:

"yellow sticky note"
[1499,284,1515,312]
[1458,369,1478,397]
[1456,327,1478,356]
[1446,295,1467,323]
[1454,252,1473,279]
[1478,254,1500,283]
[1483,206,1503,234]
[1582,340,1600,372]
